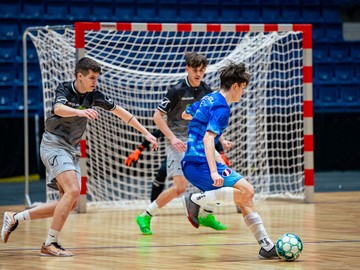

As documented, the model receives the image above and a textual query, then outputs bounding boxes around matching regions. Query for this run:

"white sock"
[244,212,274,251]
[191,187,234,206]
[201,202,221,217]
[14,210,31,222]
[142,201,159,217]
[45,229,60,246]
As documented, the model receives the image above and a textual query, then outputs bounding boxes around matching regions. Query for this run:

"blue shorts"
[181,160,243,192]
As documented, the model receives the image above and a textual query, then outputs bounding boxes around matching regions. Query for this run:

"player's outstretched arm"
[112,105,158,150]
[54,103,99,119]
[154,109,185,152]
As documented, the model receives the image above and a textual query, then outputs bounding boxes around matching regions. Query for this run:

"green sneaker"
[136,215,152,235]
[198,214,227,230]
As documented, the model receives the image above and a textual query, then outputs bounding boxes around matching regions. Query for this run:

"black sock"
[151,182,165,202]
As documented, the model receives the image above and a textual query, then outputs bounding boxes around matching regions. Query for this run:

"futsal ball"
[275,233,303,261]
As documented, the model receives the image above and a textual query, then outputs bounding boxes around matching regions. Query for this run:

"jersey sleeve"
[157,87,179,114]
[54,84,69,105]
[92,90,116,111]
[206,104,228,135]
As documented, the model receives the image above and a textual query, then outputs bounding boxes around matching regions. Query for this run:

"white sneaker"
[40,242,74,256]
[1,212,18,243]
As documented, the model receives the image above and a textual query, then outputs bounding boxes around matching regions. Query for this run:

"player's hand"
[145,134,158,151]
[171,137,186,152]
[219,151,231,167]
[211,171,224,187]
[78,108,99,119]
[125,148,143,166]
[220,139,233,151]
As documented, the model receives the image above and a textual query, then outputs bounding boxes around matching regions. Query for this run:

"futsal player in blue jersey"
[181,62,279,259]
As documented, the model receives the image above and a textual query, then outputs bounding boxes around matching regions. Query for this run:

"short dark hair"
[75,57,101,77]
[185,52,208,68]
[219,62,250,90]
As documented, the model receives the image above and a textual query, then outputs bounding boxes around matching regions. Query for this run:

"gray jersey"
[157,77,212,140]
[45,81,116,147]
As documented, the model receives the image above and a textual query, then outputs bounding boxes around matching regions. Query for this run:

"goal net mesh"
[28,24,304,208]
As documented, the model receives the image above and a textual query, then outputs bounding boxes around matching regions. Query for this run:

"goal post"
[24,22,314,211]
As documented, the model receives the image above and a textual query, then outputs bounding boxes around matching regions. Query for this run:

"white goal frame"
[23,22,314,212]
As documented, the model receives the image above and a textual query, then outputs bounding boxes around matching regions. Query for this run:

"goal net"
[26,23,313,208]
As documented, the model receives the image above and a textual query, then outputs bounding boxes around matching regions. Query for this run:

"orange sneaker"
[40,242,74,257]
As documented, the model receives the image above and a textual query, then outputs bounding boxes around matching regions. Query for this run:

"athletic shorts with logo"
[40,131,81,190]
[181,161,243,191]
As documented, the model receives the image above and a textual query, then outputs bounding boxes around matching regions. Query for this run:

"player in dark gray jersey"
[1,57,157,256]
[136,52,233,235]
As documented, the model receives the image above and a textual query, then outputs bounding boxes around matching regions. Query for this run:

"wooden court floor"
[0,191,359,270]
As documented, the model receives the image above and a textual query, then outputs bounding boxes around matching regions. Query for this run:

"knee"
[175,182,188,196]
[66,186,80,201]
[247,185,255,199]
[234,185,255,204]
[241,178,255,199]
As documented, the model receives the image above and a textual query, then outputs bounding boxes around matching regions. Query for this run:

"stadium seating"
[282,6,302,23]
[318,85,338,105]
[262,6,281,22]
[114,5,135,21]
[335,63,354,82]
[0,40,18,63]
[350,43,360,62]
[313,43,329,62]
[314,64,334,84]
[0,21,19,40]
[0,2,21,19]
[324,23,343,41]
[45,1,69,20]
[302,6,323,23]
[91,3,115,21]
[330,43,350,61]
[0,85,15,109]
[21,1,45,19]
[0,0,359,116]
[68,2,91,20]
[340,85,360,107]
[322,5,342,22]
[0,63,16,86]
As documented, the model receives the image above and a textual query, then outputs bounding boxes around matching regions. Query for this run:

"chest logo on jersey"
[222,168,232,177]
[67,101,80,108]
[182,97,194,100]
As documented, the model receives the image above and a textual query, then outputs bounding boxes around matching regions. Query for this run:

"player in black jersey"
[1,57,157,256]
[136,52,233,235]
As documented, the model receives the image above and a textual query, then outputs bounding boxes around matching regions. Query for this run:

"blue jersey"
[183,92,230,162]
